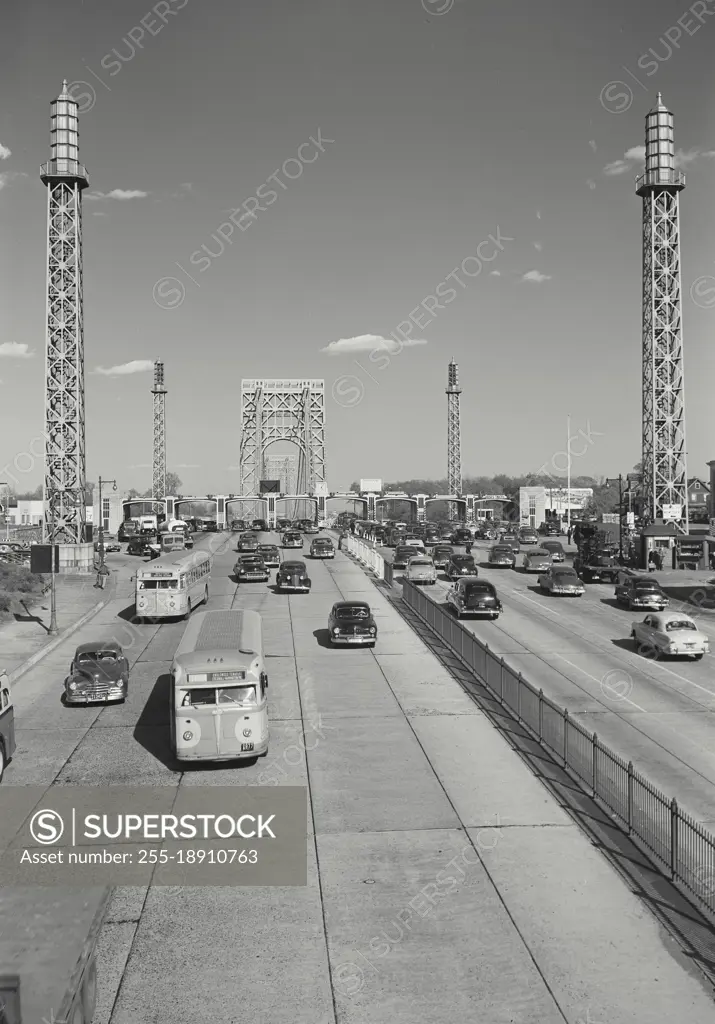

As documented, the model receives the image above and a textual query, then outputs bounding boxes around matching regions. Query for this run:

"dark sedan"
[446,579,502,619]
[432,544,454,569]
[64,641,129,705]
[488,545,516,568]
[234,555,270,582]
[445,554,478,579]
[258,544,280,568]
[276,560,311,592]
[393,546,416,569]
[328,601,377,646]
[310,538,335,559]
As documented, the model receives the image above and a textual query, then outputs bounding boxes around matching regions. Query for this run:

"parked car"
[310,538,335,559]
[275,560,311,592]
[445,579,502,619]
[631,612,709,660]
[282,531,303,549]
[538,566,584,596]
[393,546,417,569]
[445,554,478,579]
[257,544,280,568]
[64,641,129,705]
[488,545,516,568]
[234,555,270,582]
[406,555,437,585]
[522,549,552,574]
[328,601,377,646]
[432,545,454,569]
[540,540,565,563]
[614,571,669,611]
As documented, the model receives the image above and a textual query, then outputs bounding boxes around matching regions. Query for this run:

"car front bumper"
[410,576,436,583]
[551,587,584,595]
[312,552,335,558]
[239,573,270,581]
[331,634,376,644]
[65,685,127,704]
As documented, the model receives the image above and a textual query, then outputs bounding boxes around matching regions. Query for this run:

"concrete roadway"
[5,533,715,1022]
[377,537,715,826]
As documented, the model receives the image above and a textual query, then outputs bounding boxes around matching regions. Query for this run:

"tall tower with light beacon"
[636,93,688,530]
[446,360,462,519]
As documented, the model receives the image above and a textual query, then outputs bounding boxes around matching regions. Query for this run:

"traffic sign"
[662,504,682,521]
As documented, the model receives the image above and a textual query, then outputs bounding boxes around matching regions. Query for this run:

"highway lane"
[8,532,715,1022]
[377,539,715,825]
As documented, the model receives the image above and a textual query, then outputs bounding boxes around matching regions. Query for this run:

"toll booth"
[639,522,679,569]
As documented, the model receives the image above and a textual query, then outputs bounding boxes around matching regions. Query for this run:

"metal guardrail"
[401,578,715,919]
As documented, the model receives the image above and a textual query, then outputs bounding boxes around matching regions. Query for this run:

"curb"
[7,581,114,686]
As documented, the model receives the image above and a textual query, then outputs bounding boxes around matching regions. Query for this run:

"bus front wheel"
[204,586,209,605]
[183,599,191,621]
[0,741,5,783]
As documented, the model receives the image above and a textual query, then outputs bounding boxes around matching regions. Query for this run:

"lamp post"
[48,509,58,635]
[606,475,624,562]
[97,476,118,569]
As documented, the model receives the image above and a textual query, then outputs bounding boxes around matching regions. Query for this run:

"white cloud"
[533,242,543,251]
[536,210,542,219]
[92,359,154,376]
[489,270,501,276]
[589,140,597,153]
[603,159,632,176]
[322,334,428,355]
[603,144,715,179]
[587,179,596,190]
[624,145,645,161]
[92,211,108,217]
[176,463,200,469]
[521,270,551,283]
[128,463,151,469]
[85,189,149,201]
[0,143,10,160]
[0,342,34,358]
[0,170,28,191]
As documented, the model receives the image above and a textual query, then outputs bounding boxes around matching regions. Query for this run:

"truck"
[573,523,620,583]
[0,886,111,1024]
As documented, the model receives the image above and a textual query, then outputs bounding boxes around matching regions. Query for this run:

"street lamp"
[97,476,118,569]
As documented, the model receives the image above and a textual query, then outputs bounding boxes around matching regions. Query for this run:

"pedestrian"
[653,548,663,572]
[94,564,110,589]
[465,539,473,555]
[648,550,657,573]
[350,521,355,535]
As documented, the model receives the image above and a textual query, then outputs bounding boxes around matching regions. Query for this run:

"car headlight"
[370,627,376,634]
[68,681,78,692]
[332,627,340,635]
[668,643,678,653]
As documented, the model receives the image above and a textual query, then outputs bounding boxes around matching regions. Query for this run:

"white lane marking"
[511,589,562,617]
[553,652,648,713]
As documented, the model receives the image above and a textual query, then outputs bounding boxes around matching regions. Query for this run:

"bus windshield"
[138,579,178,589]
[180,685,257,707]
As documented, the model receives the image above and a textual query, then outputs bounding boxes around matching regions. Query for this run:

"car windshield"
[554,571,577,579]
[453,556,474,564]
[313,540,331,546]
[283,563,305,572]
[634,580,661,590]
[181,685,257,707]
[543,542,562,550]
[493,547,511,554]
[78,651,117,663]
[665,619,697,631]
[410,559,432,566]
[336,606,369,619]
[464,584,491,595]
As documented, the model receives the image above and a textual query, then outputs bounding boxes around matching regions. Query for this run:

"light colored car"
[631,612,709,660]
[538,566,584,596]
[519,529,539,545]
[522,548,552,573]
[403,536,425,550]
[406,556,437,585]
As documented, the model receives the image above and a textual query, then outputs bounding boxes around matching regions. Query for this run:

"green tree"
[165,471,182,495]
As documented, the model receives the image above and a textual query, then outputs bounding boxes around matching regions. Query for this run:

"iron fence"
[401,577,715,919]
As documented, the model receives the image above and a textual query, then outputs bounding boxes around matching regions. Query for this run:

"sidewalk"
[0,571,114,682]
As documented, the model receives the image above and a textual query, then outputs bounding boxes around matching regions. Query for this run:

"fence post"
[498,657,504,703]
[671,798,679,880]
[538,688,544,741]
[517,672,522,722]
[563,708,569,767]
[592,733,598,798]
[627,761,633,834]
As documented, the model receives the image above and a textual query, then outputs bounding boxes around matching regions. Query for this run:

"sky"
[1,0,715,496]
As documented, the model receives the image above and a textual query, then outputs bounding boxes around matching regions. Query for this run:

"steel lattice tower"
[637,94,688,529]
[151,361,167,514]
[41,81,89,543]
[239,380,326,495]
[446,360,462,517]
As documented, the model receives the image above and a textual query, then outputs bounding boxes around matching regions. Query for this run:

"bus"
[134,549,211,621]
[0,671,15,782]
[170,609,269,762]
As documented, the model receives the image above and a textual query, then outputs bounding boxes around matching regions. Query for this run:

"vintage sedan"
[432,545,454,569]
[631,612,709,659]
[94,535,121,553]
[127,535,153,556]
[541,540,565,563]
[257,544,280,568]
[310,538,335,559]
[446,578,502,619]
[614,571,668,611]
[393,546,417,569]
[538,566,584,596]
[522,548,553,574]
[328,601,377,646]
[301,520,320,535]
[402,535,426,550]
[282,531,303,549]
[234,555,270,582]
[500,535,521,555]
[230,519,247,532]
[406,555,437,585]
[237,533,259,553]
[445,554,478,579]
[64,641,129,705]
[519,528,539,546]
[276,560,311,592]
[488,545,516,568]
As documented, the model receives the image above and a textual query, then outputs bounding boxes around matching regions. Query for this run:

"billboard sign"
[360,479,382,493]
[601,514,619,524]
[662,504,682,521]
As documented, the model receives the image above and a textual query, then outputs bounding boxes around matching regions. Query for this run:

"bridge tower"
[41,81,89,544]
[239,379,326,496]
[151,360,167,516]
[637,94,688,530]
[446,359,462,519]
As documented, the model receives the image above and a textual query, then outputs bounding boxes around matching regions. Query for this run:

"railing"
[401,578,715,919]
[342,535,385,580]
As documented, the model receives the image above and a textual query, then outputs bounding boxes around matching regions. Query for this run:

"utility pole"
[97,476,117,570]
[606,475,624,562]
